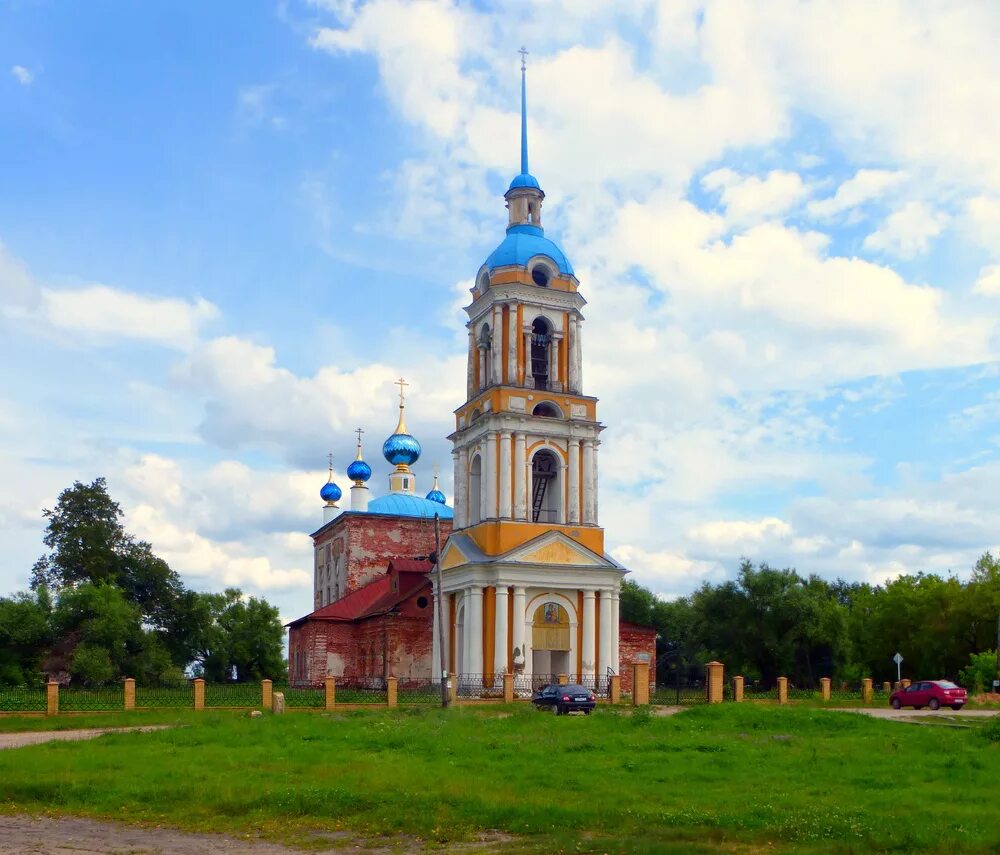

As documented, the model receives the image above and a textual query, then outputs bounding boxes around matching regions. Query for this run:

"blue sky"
[2,0,1000,623]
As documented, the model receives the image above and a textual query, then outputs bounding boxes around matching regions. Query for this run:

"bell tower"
[448,51,604,559]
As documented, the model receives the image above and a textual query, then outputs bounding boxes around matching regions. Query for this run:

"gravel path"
[0,815,509,854]
[830,707,999,720]
[0,726,172,750]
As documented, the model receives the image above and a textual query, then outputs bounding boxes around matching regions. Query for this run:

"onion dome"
[382,379,422,467]
[346,430,372,485]
[425,469,446,504]
[320,456,342,505]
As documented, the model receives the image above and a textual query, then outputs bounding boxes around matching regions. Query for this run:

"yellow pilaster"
[46,681,59,716]
[705,661,724,704]
[262,679,273,710]
[862,677,873,705]
[124,678,136,711]
[193,678,205,711]
[733,675,744,703]
[387,677,397,707]
[820,677,831,701]
[777,676,788,705]
[325,676,336,710]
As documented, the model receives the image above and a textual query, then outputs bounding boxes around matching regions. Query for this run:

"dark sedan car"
[890,680,967,710]
[532,684,597,715]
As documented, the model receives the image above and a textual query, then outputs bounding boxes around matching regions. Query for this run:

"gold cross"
[354,427,364,445]
[395,377,409,406]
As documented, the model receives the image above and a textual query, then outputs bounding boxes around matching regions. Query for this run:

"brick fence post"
[882,681,892,695]
[262,679,273,710]
[193,678,205,711]
[387,677,397,707]
[325,676,336,710]
[448,673,457,705]
[705,661,724,704]
[861,677,873,705]
[124,678,136,711]
[900,679,911,690]
[631,662,649,706]
[733,675,744,703]
[609,674,621,704]
[819,677,831,702]
[777,676,788,705]
[502,672,513,703]
[46,681,59,717]
[557,674,568,686]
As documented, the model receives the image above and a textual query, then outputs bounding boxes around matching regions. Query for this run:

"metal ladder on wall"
[531,475,547,522]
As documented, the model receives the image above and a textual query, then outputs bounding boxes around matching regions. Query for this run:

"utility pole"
[433,513,449,708]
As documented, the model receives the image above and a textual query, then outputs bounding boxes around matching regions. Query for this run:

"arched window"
[531,265,549,287]
[530,449,560,523]
[532,401,561,419]
[531,317,551,390]
[469,454,482,526]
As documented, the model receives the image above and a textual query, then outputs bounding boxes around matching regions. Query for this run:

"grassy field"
[1,704,998,853]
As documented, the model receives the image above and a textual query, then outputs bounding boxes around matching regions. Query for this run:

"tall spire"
[519,46,529,175]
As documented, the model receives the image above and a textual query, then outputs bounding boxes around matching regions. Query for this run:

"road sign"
[893,653,903,665]
[893,652,903,682]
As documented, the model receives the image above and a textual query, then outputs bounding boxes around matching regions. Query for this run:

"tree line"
[621,557,1000,692]
[0,479,286,686]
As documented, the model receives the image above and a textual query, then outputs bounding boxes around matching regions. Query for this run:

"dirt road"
[0,726,171,750]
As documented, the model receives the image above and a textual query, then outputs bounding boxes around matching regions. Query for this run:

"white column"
[550,334,562,388]
[479,444,488,525]
[591,440,599,525]
[461,588,472,675]
[582,439,596,524]
[499,431,512,519]
[492,304,503,385]
[485,432,498,519]
[567,316,579,393]
[610,588,620,675]
[478,347,487,390]
[581,589,596,677]
[513,432,527,520]
[522,329,532,386]
[567,439,580,524]
[574,317,583,392]
[598,589,613,677]
[467,326,475,399]
[494,586,508,676]
[507,303,518,385]
[452,449,465,529]
[468,586,484,676]
[512,586,527,676]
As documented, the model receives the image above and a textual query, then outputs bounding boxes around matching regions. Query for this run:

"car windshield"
[935,681,959,688]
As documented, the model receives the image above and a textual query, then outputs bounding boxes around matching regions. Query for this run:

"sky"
[2,0,1000,625]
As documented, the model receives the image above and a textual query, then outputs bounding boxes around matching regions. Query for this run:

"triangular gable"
[504,530,612,568]
[439,540,469,570]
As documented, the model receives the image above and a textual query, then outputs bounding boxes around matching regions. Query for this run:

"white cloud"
[687,516,793,551]
[10,65,33,86]
[807,169,907,218]
[862,201,949,258]
[701,168,808,225]
[41,285,218,350]
[974,265,1000,297]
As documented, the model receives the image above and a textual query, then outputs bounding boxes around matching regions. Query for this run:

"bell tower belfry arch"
[436,52,626,688]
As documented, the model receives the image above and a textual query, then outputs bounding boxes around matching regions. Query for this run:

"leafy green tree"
[0,589,52,685]
[958,650,998,694]
[190,590,287,682]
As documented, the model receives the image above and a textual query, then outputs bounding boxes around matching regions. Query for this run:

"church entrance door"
[531,602,570,684]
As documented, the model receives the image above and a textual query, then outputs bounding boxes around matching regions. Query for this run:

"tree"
[31,478,184,631]
[189,590,287,682]
[0,589,52,684]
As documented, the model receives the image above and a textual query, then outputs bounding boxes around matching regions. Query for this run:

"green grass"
[0,704,998,853]
[0,710,203,732]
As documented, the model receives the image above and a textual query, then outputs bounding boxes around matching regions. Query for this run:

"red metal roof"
[286,560,433,627]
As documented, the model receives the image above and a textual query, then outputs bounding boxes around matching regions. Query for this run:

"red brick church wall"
[618,622,657,693]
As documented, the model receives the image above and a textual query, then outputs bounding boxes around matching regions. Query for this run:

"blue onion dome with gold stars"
[425,470,446,504]
[383,384,421,467]
[320,457,342,504]
[346,431,372,484]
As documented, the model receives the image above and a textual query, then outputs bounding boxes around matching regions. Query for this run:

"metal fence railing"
[397,680,444,704]
[204,682,263,708]
[135,683,193,708]
[456,674,505,699]
[59,683,126,712]
[578,675,611,697]
[335,676,387,704]
[651,683,708,705]
[743,684,779,701]
[278,685,325,709]
[0,685,47,712]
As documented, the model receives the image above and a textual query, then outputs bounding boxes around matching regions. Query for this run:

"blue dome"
[426,488,446,504]
[508,172,541,191]
[383,432,421,466]
[346,458,372,483]
[485,224,574,276]
[367,493,454,519]
[320,480,342,503]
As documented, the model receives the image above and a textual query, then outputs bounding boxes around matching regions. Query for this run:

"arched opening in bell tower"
[531,601,570,678]
[530,317,551,390]
[530,448,560,523]
[468,454,482,525]
[478,323,492,387]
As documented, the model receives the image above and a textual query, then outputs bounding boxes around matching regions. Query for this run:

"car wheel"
[929,698,940,711]
[551,703,561,715]
[891,698,901,710]
[952,704,964,710]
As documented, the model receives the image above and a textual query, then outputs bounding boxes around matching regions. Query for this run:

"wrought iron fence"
[651,683,708,705]
[397,680,444,704]
[60,683,125,711]
[135,682,193,708]
[277,684,325,709]
[579,675,611,697]
[742,683,779,701]
[787,688,820,701]
[829,685,864,702]
[204,682,263,708]
[0,685,47,712]
[456,673,505,699]
[336,676,387,704]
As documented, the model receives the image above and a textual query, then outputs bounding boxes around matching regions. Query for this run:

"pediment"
[504,531,611,568]
[439,540,470,570]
